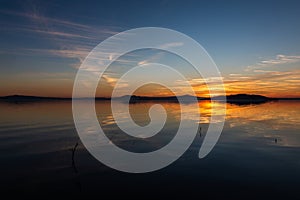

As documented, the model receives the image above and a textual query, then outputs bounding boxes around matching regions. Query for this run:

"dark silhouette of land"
[0,95,110,103]
[213,94,274,105]
[126,94,281,105]
[0,94,299,104]
[0,95,70,102]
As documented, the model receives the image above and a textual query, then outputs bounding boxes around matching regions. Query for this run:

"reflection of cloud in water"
[96,100,225,127]
[95,100,300,148]
[101,115,115,126]
[225,101,300,147]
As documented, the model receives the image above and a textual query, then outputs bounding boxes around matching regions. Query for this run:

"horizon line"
[1,94,300,99]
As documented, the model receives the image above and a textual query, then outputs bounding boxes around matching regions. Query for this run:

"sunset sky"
[1,0,300,98]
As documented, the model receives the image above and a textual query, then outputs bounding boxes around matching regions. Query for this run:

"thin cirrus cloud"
[246,54,300,71]
[0,9,119,35]
[0,9,122,62]
[0,9,126,97]
[213,54,300,97]
[158,42,184,49]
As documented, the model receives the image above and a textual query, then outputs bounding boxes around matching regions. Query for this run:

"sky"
[0,0,300,97]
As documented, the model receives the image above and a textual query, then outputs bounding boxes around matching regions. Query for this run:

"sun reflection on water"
[95,100,300,147]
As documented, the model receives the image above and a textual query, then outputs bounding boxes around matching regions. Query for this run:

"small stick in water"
[199,126,202,137]
[71,142,79,173]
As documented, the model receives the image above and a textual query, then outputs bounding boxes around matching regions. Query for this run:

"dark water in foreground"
[0,100,299,199]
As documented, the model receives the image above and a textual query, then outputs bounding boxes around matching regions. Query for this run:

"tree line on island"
[1,94,299,105]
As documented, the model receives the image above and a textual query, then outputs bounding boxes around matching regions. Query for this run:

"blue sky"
[0,0,300,97]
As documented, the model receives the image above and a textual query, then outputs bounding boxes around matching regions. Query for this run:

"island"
[0,94,298,105]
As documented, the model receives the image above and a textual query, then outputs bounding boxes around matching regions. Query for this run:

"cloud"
[0,9,92,29]
[246,54,300,71]
[226,70,300,97]
[158,42,184,49]
[33,30,95,39]
[102,74,118,86]
[13,47,91,61]
[0,9,120,41]
[0,9,121,61]
[178,69,300,97]
[253,69,278,73]
[0,8,125,90]
[229,73,243,76]
[101,74,129,91]
[261,55,300,64]
[138,52,166,65]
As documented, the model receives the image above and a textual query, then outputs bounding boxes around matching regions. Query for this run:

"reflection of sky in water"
[96,100,300,148]
[224,101,300,147]
[0,100,299,196]
[1,100,299,153]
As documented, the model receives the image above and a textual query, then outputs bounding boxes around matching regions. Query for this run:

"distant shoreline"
[1,94,299,104]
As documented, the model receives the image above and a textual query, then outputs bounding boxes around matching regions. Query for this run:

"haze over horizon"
[1,0,300,98]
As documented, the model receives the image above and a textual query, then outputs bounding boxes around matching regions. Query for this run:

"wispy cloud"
[159,42,184,49]
[138,52,166,65]
[0,9,122,60]
[21,47,91,60]
[0,8,126,90]
[1,9,92,29]
[246,54,300,71]
[102,74,118,87]
[173,69,300,97]
[33,30,95,39]
[225,70,300,97]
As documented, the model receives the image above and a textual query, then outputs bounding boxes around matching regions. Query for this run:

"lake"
[0,100,299,198]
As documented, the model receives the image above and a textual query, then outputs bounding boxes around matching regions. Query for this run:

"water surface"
[0,100,299,198]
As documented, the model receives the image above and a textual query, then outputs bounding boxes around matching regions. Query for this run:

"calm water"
[0,100,299,198]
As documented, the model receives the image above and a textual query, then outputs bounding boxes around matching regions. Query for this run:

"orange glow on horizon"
[1,69,300,98]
